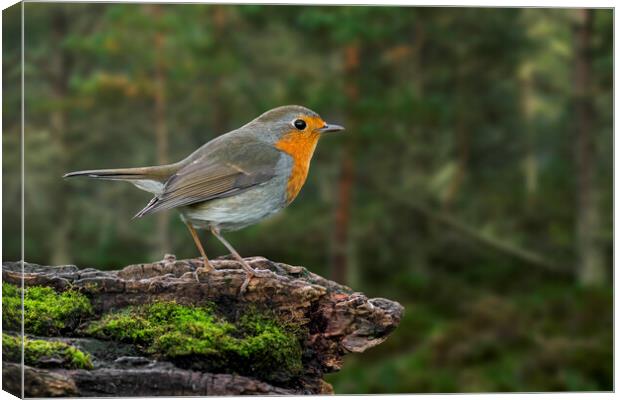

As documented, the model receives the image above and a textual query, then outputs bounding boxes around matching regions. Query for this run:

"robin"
[64,105,344,293]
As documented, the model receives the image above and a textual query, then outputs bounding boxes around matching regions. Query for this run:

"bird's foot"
[194,258,215,283]
[239,273,252,295]
[238,267,274,295]
[250,268,274,277]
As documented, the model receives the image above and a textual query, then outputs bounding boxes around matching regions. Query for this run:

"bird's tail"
[63,166,165,181]
[63,164,179,194]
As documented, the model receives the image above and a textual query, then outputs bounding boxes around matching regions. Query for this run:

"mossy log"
[2,255,403,396]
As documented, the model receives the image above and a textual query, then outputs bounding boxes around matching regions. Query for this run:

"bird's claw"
[239,275,251,295]
[251,268,274,277]
[237,268,274,296]
[194,258,215,283]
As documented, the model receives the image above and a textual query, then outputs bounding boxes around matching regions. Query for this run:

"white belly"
[180,177,288,231]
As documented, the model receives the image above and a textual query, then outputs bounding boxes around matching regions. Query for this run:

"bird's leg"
[185,222,214,281]
[209,226,272,294]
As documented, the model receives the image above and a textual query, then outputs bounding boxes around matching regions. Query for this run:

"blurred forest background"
[2,4,613,393]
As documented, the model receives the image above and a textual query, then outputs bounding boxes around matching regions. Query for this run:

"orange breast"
[275,130,321,204]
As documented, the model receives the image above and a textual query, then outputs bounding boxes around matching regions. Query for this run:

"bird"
[64,105,345,293]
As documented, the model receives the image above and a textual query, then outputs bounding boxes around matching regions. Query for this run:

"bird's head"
[249,105,345,144]
[246,105,344,203]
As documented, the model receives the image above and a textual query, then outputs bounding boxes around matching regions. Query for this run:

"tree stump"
[2,255,403,396]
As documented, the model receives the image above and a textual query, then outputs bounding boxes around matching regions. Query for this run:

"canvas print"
[1,2,613,397]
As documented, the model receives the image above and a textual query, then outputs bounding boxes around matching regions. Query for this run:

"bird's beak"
[319,123,345,133]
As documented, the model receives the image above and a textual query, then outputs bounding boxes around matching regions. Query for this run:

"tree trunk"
[574,9,604,286]
[49,8,72,265]
[210,6,230,136]
[442,64,469,211]
[151,6,170,255]
[330,43,359,285]
[519,63,539,211]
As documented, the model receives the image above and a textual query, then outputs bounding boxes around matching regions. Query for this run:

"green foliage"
[87,301,302,382]
[2,333,93,369]
[328,285,612,393]
[2,283,93,335]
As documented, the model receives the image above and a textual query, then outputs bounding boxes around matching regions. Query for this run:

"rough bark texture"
[2,255,403,397]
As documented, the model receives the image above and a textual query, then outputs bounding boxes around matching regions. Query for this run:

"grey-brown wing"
[134,138,281,218]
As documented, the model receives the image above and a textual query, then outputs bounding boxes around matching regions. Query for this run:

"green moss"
[87,311,155,344]
[2,333,93,369]
[2,333,21,362]
[87,301,302,382]
[2,282,22,331]
[234,312,304,376]
[2,283,93,336]
[24,286,93,335]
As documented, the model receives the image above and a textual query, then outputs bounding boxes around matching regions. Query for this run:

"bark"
[2,256,403,396]
[150,5,171,255]
[331,43,360,285]
[2,362,297,397]
[331,146,355,284]
[574,9,604,285]
[210,6,230,136]
[49,8,72,265]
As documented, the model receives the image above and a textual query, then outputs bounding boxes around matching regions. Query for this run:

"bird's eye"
[293,119,306,130]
